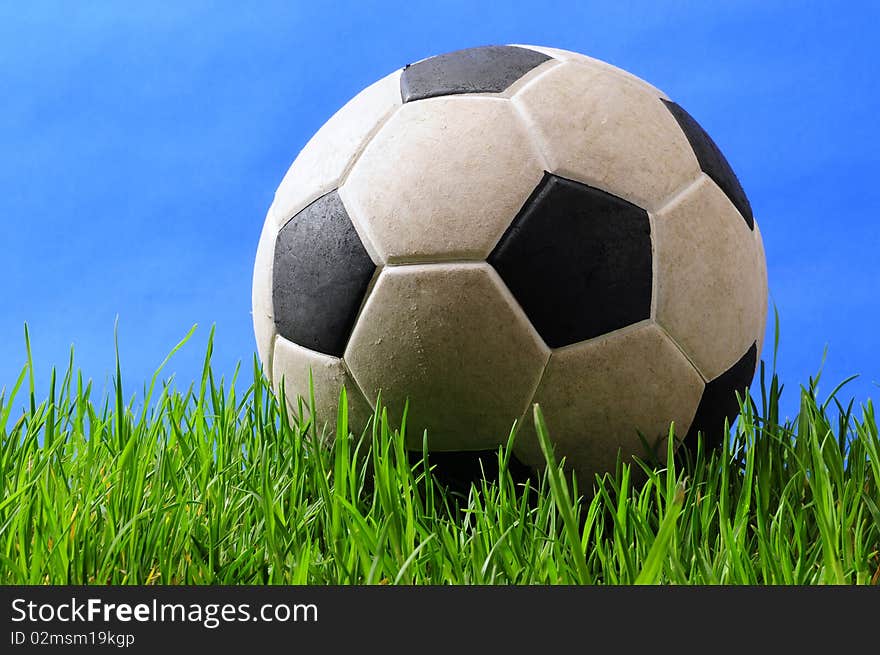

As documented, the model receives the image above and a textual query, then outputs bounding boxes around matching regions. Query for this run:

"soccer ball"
[252,45,768,483]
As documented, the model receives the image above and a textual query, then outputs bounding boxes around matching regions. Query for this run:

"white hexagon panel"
[341,96,545,263]
[272,335,373,438]
[345,264,549,451]
[511,59,700,211]
[513,323,704,485]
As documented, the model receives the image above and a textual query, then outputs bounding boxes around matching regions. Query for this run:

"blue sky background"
[1,1,877,421]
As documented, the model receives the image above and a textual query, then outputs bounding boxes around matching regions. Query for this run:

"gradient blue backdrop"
[2,1,877,421]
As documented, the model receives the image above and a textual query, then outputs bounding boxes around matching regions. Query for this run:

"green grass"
[1,323,878,585]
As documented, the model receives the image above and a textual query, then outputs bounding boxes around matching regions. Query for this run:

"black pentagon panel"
[400,45,551,103]
[489,173,652,348]
[684,342,758,450]
[662,99,754,230]
[273,191,375,357]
